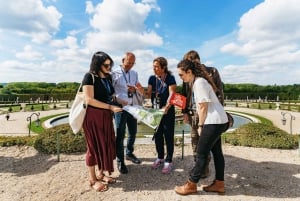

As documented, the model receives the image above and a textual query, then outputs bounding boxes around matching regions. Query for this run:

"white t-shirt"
[193,77,228,124]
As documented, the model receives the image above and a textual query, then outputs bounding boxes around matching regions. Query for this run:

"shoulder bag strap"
[77,73,95,93]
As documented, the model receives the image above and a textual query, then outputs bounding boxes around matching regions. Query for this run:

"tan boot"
[203,180,225,195]
[174,180,197,195]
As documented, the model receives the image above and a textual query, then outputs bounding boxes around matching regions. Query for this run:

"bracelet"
[198,125,203,128]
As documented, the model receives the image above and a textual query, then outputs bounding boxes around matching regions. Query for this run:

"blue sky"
[0,0,299,86]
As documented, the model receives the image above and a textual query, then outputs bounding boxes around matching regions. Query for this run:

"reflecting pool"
[49,113,252,135]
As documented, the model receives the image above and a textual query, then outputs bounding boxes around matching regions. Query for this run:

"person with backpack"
[181,50,224,178]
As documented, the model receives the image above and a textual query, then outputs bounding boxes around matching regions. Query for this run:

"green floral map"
[122,105,164,129]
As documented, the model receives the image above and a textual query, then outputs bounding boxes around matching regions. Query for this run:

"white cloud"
[0,59,87,83]
[85,1,95,14]
[15,45,44,61]
[218,0,300,85]
[85,31,163,53]
[0,0,299,86]
[0,0,163,84]
[84,0,162,53]
[223,0,300,57]
[0,0,62,43]
[50,36,79,49]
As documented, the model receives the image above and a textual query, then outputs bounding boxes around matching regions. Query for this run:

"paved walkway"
[1,107,299,137]
[0,109,70,136]
[226,106,300,135]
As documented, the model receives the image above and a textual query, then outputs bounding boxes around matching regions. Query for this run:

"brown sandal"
[89,180,108,192]
[97,174,116,184]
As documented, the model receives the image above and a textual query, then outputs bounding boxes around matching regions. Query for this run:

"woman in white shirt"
[175,60,228,196]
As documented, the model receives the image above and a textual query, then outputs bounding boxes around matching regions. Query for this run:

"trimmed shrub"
[224,123,298,149]
[0,136,36,147]
[268,103,272,109]
[34,124,86,154]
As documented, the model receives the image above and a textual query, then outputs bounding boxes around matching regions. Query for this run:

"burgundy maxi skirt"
[82,106,116,174]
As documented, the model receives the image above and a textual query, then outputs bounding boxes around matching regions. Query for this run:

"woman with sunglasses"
[174,59,228,196]
[81,51,122,192]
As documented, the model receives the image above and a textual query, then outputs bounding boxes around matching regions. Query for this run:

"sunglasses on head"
[94,52,106,58]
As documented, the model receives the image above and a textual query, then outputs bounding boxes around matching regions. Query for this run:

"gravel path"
[1,107,300,200]
[1,144,300,201]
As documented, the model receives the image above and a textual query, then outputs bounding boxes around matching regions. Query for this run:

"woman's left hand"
[110,105,122,113]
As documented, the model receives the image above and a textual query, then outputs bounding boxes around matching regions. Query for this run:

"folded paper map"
[123,105,164,129]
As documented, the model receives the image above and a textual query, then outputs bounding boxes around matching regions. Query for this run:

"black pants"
[187,113,199,158]
[154,107,175,163]
[189,123,228,183]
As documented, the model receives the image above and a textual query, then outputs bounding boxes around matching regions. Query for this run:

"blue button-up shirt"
[111,65,141,106]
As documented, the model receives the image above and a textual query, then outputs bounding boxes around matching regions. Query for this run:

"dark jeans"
[115,110,137,162]
[189,123,228,183]
[154,107,175,163]
[187,114,200,158]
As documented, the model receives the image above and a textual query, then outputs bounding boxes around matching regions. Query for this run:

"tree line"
[222,83,300,101]
[0,82,299,103]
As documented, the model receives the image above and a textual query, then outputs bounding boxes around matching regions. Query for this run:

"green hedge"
[0,136,36,147]
[224,123,298,149]
[1,122,298,153]
[34,124,86,154]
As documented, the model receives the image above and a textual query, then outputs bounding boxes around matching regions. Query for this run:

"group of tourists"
[79,50,229,196]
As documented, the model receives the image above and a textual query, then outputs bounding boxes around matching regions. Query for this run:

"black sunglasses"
[102,63,111,68]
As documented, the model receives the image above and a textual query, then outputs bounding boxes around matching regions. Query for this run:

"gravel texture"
[1,143,300,201]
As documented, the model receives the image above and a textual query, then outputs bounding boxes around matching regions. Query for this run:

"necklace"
[155,74,167,97]
[121,67,130,84]
[100,78,111,95]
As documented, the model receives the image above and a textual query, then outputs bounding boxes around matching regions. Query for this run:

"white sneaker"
[162,162,173,174]
[152,158,164,169]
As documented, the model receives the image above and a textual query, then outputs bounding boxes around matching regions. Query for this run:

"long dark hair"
[153,57,172,75]
[177,60,218,92]
[89,51,114,78]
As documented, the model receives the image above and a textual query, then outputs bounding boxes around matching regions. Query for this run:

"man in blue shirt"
[111,52,144,174]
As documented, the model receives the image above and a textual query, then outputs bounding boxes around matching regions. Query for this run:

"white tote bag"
[69,73,94,134]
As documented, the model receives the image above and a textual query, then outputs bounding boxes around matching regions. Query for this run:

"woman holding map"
[146,56,177,174]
